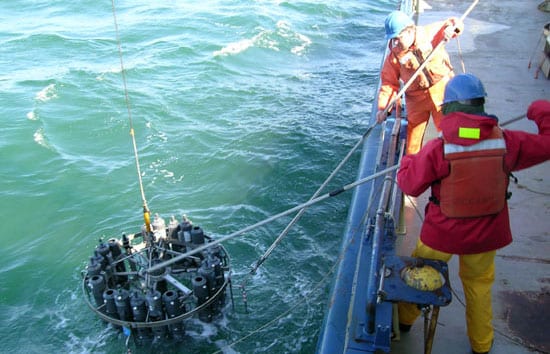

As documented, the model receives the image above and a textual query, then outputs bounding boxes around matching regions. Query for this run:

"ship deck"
[390,1,549,353]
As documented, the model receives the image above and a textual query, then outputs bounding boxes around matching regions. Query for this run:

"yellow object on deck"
[401,265,444,291]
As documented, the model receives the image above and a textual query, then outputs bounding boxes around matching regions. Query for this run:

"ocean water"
[0,1,397,353]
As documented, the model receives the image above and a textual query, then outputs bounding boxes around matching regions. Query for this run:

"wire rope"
[110,0,152,230]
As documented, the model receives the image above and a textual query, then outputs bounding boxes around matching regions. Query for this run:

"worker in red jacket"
[396,73,550,354]
[376,10,463,154]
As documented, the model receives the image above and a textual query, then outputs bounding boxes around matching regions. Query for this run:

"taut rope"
[110,0,152,231]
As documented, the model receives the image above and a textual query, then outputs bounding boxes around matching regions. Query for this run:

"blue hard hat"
[443,74,487,104]
[384,11,414,40]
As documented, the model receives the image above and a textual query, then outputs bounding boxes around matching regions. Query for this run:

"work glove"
[527,99,550,126]
[443,17,464,40]
[376,110,387,123]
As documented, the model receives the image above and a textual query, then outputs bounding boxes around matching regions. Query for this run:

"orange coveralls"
[377,20,461,154]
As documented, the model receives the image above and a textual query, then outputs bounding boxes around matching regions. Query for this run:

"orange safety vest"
[390,25,453,92]
[377,23,455,112]
[439,126,509,218]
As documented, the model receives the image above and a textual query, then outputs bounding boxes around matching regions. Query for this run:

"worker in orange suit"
[376,10,464,154]
[396,73,550,354]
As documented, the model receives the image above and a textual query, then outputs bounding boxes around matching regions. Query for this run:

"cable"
[455,37,466,74]
[110,0,152,231]
[244,124,377,279]
[213,178,382,354]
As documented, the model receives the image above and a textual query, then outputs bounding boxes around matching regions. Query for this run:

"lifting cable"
[455,38,466,74]
[110,0,152,232]
[451,0,480,73]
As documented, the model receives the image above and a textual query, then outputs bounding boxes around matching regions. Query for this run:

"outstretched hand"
[527,99,550,125]
[443,17,464,41]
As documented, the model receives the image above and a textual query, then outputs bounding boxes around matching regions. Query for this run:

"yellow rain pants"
[398,238,495,353]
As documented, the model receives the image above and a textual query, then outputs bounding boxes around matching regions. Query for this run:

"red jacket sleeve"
[397,138,450,196]
[503,100,550,171]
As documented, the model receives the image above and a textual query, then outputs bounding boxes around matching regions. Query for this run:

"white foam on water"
[213,20,311,57]
[214,38,256,57]
[35,83,58,102]
[33,127,51,149]
[26,110,38,120]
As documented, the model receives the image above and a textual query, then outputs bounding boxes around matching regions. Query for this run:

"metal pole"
[146,165,399,274]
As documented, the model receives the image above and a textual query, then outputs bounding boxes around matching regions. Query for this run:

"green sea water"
[0,1,395,353]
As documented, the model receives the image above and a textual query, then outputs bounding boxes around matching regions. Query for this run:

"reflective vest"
[439,126,508,218]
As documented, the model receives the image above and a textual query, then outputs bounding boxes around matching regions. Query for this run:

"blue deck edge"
[316,1,416,353]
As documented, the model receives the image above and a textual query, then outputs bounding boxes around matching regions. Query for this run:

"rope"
[451,0,478,74]
[110,0,152,231]
[528,31,546,69]
[255,125,376,268]
[242,124,377,285]
[214,256,337,353]
[213,178,381,354]
[455,37,466,74]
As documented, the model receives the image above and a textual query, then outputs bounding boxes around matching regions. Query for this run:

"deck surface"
[390,1,549,353]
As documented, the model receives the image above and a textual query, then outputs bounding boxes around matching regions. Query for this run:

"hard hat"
[401,265,443,291]
[384,11,414,40]
[443,73,487,104]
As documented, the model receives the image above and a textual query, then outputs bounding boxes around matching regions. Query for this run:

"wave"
[35,83,58,102]
[33,127,52,149]
[0,1,389,353]
[213,20,311,57]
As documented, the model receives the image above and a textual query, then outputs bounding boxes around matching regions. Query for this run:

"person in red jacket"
[376,10,463,154]
[396,73,550,354]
